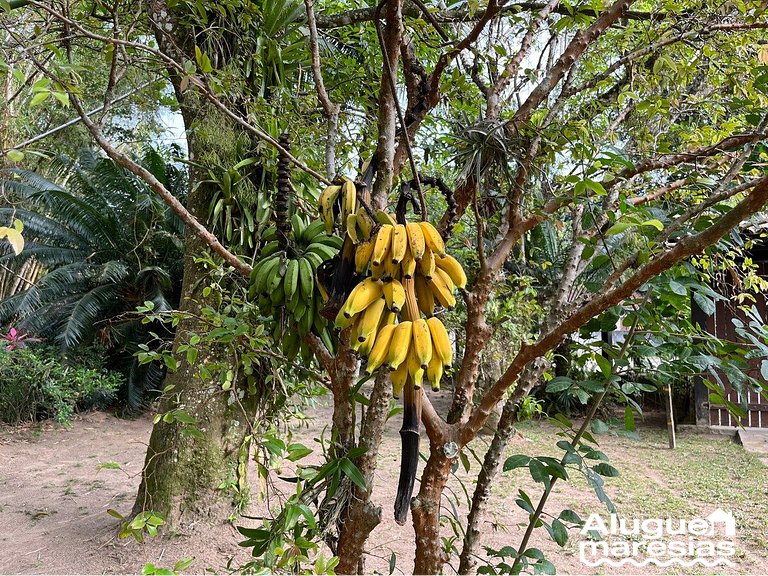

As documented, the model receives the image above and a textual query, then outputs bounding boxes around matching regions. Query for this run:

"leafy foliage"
[0,147,185,408]
[0,343,122,424]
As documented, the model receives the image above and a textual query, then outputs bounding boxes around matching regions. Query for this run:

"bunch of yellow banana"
[318,178,361,236]
[352,220,467,312]
[333,215,467,398]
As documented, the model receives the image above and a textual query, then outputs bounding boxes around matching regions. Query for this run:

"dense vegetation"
[3,0,768,573]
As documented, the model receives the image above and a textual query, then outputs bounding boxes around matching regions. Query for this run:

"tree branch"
[69,94,251,277]
[315,1,657,29]
[24,0,331,185]
[305,0,340,178]
[461,176,768,443]
[508,0,636,131]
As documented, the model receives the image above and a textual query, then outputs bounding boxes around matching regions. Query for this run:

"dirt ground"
[1,396,767,575]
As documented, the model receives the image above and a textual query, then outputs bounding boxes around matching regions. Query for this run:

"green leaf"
[624,406,635,432]
[668,279,687,296]
[6,149,24,162]
[107,508,124,519]
[172,410,196,425]
[528,459,550,486]
[339,457,367,491]
[173,558,194,572]
[594,354,612,378]
[286,443,313,462]
[546,376,573,393]
[605,221,633,236]
[559,509,582,524]
[30,91,50,106]
[52,91,70,106]
[551,518,568,546]
[523,548,544,560]
[641,219,664,231]
[503,454,531,471]
[591,419,609,434]
[98,461,122,470]
[593,462,620,477]
[194,45,213,73]
[533,559,556,575]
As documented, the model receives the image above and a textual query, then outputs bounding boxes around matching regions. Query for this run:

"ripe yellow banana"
[420,247,435,279]
[355,239,374,274]
[383,257,400,281]
[335,306,355,330]
[426,316,452,366]
[401,250,416,279]
[390,224,407,264]
[355,207,375,241]
[435,253,467,289]
[419,221,446,257]
[318,185,342,234]
[372,225,393,266]
[375,210,397,226]
[390,361,409,399]
[387,321,413,370]
[434,266,455,292]
[380,310,397,328]
[346,213,359,243]
[407,347,425,389]
[358,330,375,356]
[411,318,433,369]
[342,179,357,222]
[358,297,386,343]
[382,279,406,313]
[370,260,385,280]
[350,313,363,349]
[427,353,443,392]
[342,277,384,317]
[428,269,457,309]
[414,274,435,317]
[405,222,426,261]
[366,322,397,374]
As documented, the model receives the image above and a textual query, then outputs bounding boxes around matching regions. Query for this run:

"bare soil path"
[1,404,766,575]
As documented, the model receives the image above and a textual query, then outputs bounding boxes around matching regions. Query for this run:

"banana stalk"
[394,274,423,526]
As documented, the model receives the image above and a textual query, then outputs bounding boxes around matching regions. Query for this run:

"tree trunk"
[132,98,259,525]
[412,446,452,574]
[457,360,546,573]
[335,373,391,574]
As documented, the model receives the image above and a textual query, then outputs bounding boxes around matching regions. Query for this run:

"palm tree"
[0,147,186,408]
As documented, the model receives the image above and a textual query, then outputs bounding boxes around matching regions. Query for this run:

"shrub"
[0,344,122,425]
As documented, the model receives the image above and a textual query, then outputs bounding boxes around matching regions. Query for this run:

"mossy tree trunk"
[132,103,259,524]
[132,0,260,526]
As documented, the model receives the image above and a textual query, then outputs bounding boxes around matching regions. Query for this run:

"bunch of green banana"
[248,212,341,359]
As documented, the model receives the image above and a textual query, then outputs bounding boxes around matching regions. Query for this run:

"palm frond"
[60,283,122,348]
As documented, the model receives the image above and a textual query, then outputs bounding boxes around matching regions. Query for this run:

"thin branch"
[69,94,252,277]
[315,2,658,29]
[11,81,155,149]
[24,0,331,185]
[612,133,768,183]
[507,0,636,131]
[486,0,560,118]
[305,0,340,179]
[462,176,768,442]
[305,0,337,117]
[566,21,768,98]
